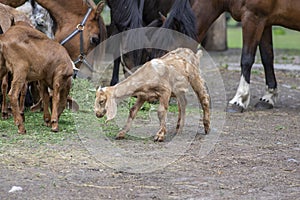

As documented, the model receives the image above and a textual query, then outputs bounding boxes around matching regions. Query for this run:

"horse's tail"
[163,0,197,40]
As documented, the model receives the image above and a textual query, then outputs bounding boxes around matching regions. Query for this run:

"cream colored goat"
[95,48,210,142]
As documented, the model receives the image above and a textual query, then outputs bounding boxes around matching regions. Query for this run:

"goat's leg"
[40,83,51,127]
[175,93,187,133]
[8,79,26,134]
[116,97,145,139]
[50,82,60,132]
[30,82,43,112]
[19,82,28,122]
[190,76,210,134]
[1,75,8,119]
[154,94,170,142]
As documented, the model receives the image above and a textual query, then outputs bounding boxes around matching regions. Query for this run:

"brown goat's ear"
[105,96,117,122]
[96,1,105,14]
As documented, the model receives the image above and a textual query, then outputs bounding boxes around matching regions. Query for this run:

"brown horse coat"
[192,0,300,111]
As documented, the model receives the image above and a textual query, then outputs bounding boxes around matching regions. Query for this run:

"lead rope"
[60,7,94,78]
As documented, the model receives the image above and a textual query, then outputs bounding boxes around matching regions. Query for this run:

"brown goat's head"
[95,87,117,121]
[84,1,106,49]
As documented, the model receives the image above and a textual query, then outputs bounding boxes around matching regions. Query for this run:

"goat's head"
[95,86,117,121]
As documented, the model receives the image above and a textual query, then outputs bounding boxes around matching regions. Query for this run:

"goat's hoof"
[44,121,51,127]
[51,127,59,132]
[18,130,26,134]
[115,132,125,140]
[255,100,273,110]
[154,135,164,142]
[226,103,244,113]
[18,126,26,134]
[204,127,210,135]
[1,112,8,120]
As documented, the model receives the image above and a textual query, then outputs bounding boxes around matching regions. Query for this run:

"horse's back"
[243,0,300,30]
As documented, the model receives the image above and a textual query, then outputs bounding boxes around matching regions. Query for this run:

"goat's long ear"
[105,96,117,122]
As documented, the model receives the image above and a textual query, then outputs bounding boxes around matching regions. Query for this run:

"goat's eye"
[99,100,105,105]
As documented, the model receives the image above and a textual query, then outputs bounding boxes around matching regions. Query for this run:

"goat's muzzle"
[95,110,106,118]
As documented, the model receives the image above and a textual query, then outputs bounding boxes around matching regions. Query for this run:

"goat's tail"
[189,70,210,134]
[196,49,203,59]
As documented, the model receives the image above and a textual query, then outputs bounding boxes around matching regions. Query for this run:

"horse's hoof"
[255,101,274,110]
[226,103,244,113]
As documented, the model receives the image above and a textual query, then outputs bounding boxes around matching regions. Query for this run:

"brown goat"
[95,48,210,142]
[0,22,74,134]
[0,3,33,119]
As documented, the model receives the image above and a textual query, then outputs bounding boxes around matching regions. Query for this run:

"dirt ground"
[1,49,299,200]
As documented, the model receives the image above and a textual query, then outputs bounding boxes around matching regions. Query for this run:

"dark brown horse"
[107,0,196,85]
[107,0,174,85]
[191,0,300,112]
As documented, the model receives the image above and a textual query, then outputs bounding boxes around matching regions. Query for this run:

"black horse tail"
[163,0,197,40]
[150,0,197,58]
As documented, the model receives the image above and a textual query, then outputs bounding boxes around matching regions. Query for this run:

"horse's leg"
[228,17,266,112]
[1,74,8,119]
[116,96,145,140]
[110,57,121,86]
[255,26,278,109]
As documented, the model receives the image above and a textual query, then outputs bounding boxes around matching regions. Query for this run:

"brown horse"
[191,0,300,112]
[0,0,107,65]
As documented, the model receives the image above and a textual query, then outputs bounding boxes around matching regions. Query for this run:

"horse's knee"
[241,53,255,83]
